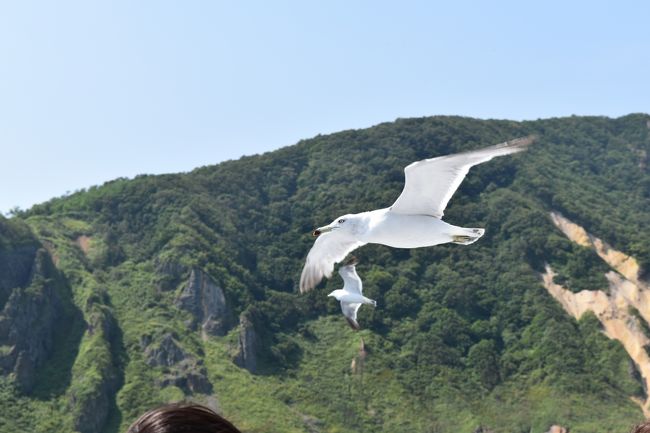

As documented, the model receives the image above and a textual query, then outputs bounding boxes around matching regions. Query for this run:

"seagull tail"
[451,228,485,245]
[346,317,361,331]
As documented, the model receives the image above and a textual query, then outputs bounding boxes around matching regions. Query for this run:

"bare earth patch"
[546,212,650,417]
[75,235,91,255]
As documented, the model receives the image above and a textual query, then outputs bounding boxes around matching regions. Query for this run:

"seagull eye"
[338,219,345,224]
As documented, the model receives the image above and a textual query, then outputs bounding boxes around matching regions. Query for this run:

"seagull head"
[312,214,357,237]
[327,289,343,300]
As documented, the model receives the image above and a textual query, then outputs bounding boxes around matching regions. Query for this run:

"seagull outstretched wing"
[339,258,363,329]
[390,136,534,218]
[338,258,363,295]
[300,232,365,293]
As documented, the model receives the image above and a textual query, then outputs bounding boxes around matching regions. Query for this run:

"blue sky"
[1,1,648,213]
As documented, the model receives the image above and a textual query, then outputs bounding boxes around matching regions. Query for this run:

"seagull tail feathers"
[346,317,361,331]
[451,227,485,245]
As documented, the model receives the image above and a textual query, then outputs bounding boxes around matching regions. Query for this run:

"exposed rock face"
[154,258,188,291]
[140,332,213,394]
[0,248,62,392]
[72,367,119,433]
[234,313,259,374]
[175,268,231,336]
[144,333,187,367]
[0,244,38,307]
[159,359,213,394]
[73,381,115,433]
[0,221,120,432]
[545,212,650,417]
[550,212,640,281]
[71,306,121,433]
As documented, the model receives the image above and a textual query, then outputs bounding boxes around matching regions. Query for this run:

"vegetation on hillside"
[1,114,649,432]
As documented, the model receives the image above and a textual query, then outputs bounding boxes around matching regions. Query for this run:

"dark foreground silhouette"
[126,403,242,433]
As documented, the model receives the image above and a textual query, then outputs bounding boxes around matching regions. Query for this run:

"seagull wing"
[390,136,534,218]
[300,232,365,293]
[338,264,363,295]
[341,302,362,330]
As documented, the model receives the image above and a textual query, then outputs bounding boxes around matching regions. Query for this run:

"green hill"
[1,114,650,432]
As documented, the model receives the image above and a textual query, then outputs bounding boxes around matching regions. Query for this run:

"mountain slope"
[1,114,649,432]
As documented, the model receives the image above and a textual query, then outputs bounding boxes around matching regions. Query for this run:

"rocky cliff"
[175,268,232,337]
[0,244,64,392]
[545,212,650,415]
[550,212,640,282]
[70,306,121,433]
[141,332,213,394]
[0,244,38,307]
[233,312,259,374]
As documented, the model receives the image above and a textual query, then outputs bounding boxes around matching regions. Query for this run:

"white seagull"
[328,257,376,330]
[300,136,534,292]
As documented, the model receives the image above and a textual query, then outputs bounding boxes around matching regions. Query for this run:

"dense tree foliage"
[1,114,649,432]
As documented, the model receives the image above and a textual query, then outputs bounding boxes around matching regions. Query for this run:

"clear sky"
[1,1,648,214]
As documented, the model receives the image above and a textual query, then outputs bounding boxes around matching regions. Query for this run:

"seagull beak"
[312,224,334,237]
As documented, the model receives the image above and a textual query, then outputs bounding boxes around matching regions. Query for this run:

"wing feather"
[300,232,365,293]
[338,264,363,295]
[390,136,534,217]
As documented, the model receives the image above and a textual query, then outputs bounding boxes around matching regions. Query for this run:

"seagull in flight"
[300,136,534,293]
[328,257,376,330]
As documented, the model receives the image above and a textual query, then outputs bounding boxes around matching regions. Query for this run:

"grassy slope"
[1,114,649,432]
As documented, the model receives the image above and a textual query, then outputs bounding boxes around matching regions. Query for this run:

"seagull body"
[329,259,376,330]
[300,136,534,293]
[349,208,480,248]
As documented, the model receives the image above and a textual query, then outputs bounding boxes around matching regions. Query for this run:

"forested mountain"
[1,114,650,433]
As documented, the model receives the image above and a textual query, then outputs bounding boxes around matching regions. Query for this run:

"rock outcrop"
[0,248,62,392]
[550,212,640,281]
[545,212,650,416]
[144,333,187,367]
[175,268,231,336]
[233,313,259,374]
[140,332,213,394]
[159,359,213,394]
[71,306,121,433]
[0,243,38,308]
[71,366,119,433]
[154,258,188,292]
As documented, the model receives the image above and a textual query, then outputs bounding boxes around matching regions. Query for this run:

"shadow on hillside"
[101,317,127,433]
[31,284,86,400]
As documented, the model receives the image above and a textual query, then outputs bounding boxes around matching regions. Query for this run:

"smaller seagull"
[328,257,377,330]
